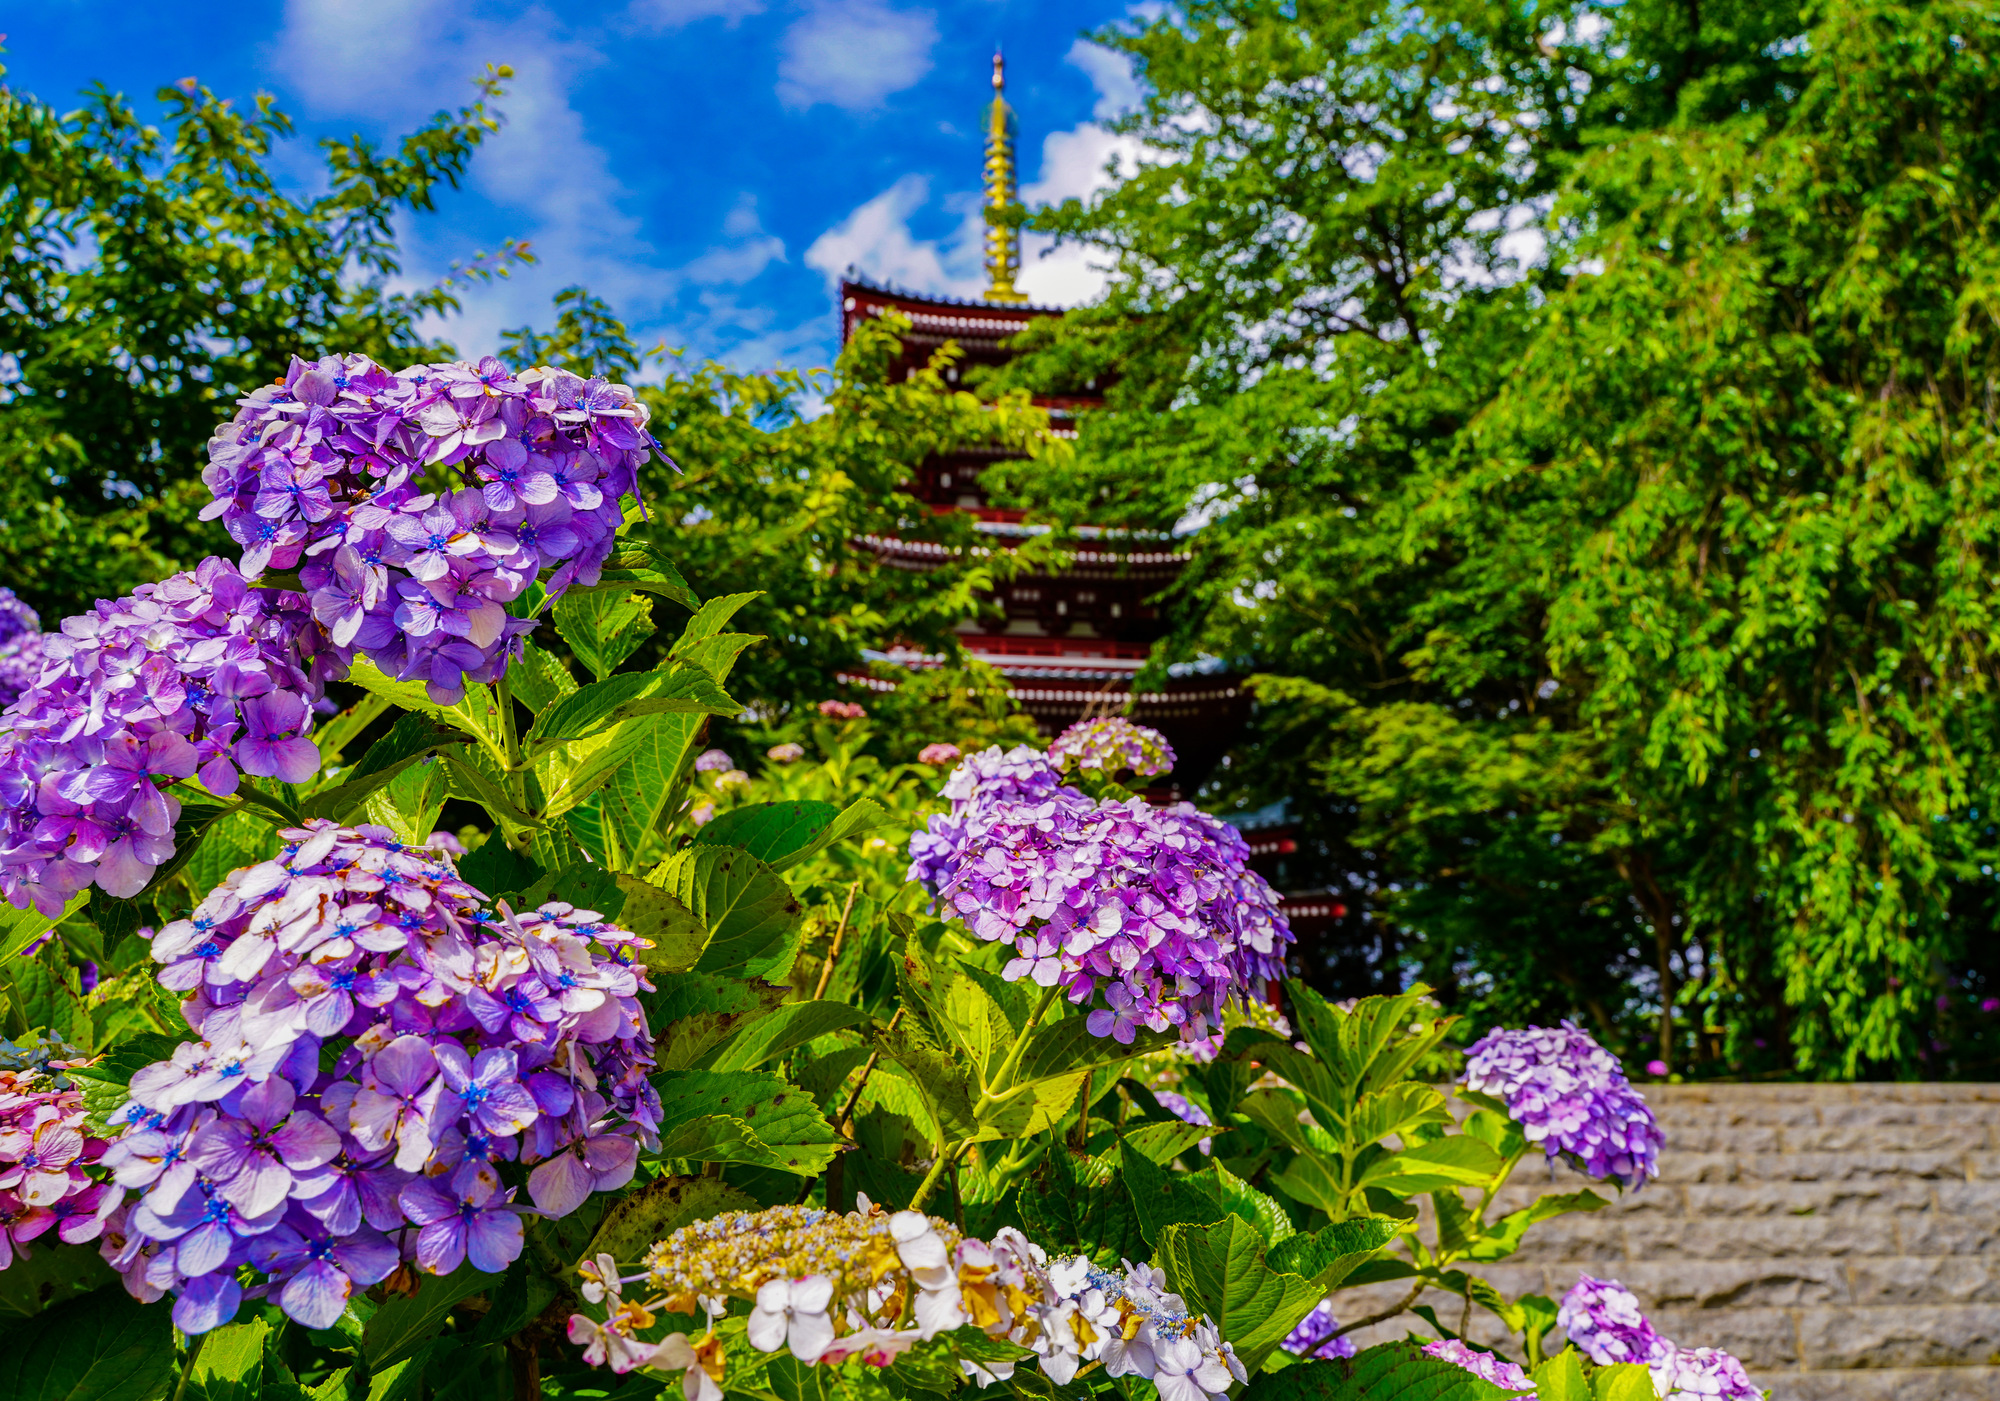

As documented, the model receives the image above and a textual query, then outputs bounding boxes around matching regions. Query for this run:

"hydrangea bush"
[0,347,1757,1401]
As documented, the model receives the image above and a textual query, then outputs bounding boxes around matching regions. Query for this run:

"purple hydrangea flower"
[1420,1339,1533,1391]
[1280,1299,1355,1360]
[1048,717,1176,778]
[1461,1023,1664,1190]
[98,822,660,1334]
[905,744,1070,894]
[0,558,319,912]
[940,793,1294,1043]
[1653,1346,1758,1401]
[0,590,45,710]
[1558,1273,1673,1366]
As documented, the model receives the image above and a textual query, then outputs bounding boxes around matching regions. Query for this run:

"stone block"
[1933,1181,2000,1214]
[1794,1305,2000,1369]
[1666,1123,1784,1154]
[1614,1257,1849,1310]
[1781,1122,1991,1154]
[1627,1213,1899,1261]
[1965,1151,2000,1179]
[1683,1179,1932,1218]
[1845,1256,2000,1307]
[1652,1305,1800,1367]
[1772,1367,2000,1401]
[1898,1212,2000,1257]
[1732,1151,1964,1183]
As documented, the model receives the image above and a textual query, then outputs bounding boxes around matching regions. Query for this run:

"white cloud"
[270,0,661,358]
[682,195,788,285]
[777,0,938,111]
[625,0,765,28]
[1011,39,1146,306]
[803,174,984,297]
[1064,38,1142,119]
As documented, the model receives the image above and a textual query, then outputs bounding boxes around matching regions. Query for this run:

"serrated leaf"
[691,800,840,867]
[1019,1147,1147,1266]
[0,1281,176,1401]
[345,658,505,760]
[669,592,760,657]
[1157,1214,1324,1375]
[514,863,627,920]
[361,755,449,844]
[526,668,737,752]
[704,1000,870,1073]
[361,1265,492,1370]
[572,710,706,871]
[0,1242,117,1321]
[675,632,760,685]
[1361,1137,1508,1194]
[595,544,700,612]
[456,839,542,902]
[1468,1190,1608,1263]
[1266,1216,1401,1292]
[1529,1349,1589,1401]
[1123,1148,1293,1249]
[648,974,791,1071]
[581,1174,755,1266]
[554,588,654,682]
[651,1068,838,1173]
[1244,1342,1530,1400]
[1589,1363,1657,1401]
[363,1349,430,1401]
[303,715,466,821]
[1014,1015,1178,1086]
[650,844,804,980]
[190,1316,267,1401]
[0,892,90,965]
[1120,1118,1220,1164]
[613,878,709,973]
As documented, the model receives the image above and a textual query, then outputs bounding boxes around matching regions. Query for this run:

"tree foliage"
[998,0,2000,1075]
[0,56,523,617]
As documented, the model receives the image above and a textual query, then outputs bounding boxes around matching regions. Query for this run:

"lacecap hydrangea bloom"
[0,1053,121,1266]
[941,796,1293,1044]
[96,821,659,1335]
[0,558,321,912]
[201,352,658,705]
[0,587,44,710]
[906,744,1073,896]
[1048,717,1176,779]
[1461,1021,1663,1190]
[569,1199,1244,1401]
[1421,1339,1533,1391]
[1560,1274,1757,1401]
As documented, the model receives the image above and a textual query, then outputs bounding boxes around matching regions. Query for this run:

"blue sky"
[5,0,1145,373]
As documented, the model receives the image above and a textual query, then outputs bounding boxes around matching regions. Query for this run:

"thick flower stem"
[907,1135,974,1213]
[979,983,1062,1107]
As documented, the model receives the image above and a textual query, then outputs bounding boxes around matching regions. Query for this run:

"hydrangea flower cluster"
[569,1199,1243,1401]
[766,743,804,764]
[96,821,660,1335]
[0,588,44,710]
[200,353,655,705]
[1461,1022,1664,1190]
[1048,717,1176,779]
[1560,1274,1757,1401]
[941,796,1294,1044]
[917,742,961,766]
[1556,1273,1671,1366]
[816,700,866,720]
[0,558,320,912]
[1279,1299,1354,1361]
[906,744,1073,895]
[0,1056,120,1267]
[1420,1339,1534,1391]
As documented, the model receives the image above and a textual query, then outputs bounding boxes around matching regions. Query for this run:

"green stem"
[170,1331,207,1401]
[233,782,303,827]
[908,1135,972,1213]
[978,983,1061,1105]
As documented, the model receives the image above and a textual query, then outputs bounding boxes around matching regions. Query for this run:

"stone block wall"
[1332,1083,2000,1399]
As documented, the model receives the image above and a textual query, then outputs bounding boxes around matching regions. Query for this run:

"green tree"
[0,57,523,617]
[1000,0,2000,1075]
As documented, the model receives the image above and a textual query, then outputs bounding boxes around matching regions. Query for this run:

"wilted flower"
[1048,717,1176,779]
[100,822,658,1333]
[1461,1023,1663,1190]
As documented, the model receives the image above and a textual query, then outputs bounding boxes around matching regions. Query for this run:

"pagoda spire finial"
[982,49,1028,304]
